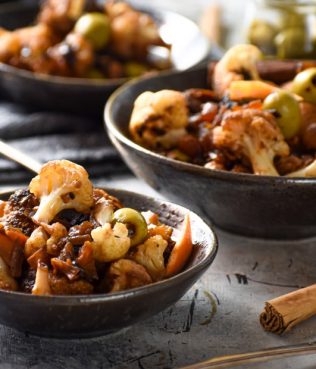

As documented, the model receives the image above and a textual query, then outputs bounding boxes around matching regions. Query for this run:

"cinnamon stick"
[260,284,316,334]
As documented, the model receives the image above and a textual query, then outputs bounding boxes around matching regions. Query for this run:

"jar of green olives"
[245,0,316,59]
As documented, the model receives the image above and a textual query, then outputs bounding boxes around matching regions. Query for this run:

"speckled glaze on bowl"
[104,67,316,239]
[0,2,209,116]
[0,188,217,338]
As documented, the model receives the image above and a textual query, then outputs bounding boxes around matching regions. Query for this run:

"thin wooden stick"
[0,139,41,174]
[182,343,316,369]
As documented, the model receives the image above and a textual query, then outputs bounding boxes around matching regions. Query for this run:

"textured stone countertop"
[0,175,316,369]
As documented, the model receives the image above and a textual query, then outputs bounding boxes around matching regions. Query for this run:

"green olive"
[113,208,148,247]
[74,13,110,50]
[291,68,316,104]
[247,19,277,55]
[279,10,305,30]
[124,62,148,78]
[274,27,306,59]
[263,90,301,139]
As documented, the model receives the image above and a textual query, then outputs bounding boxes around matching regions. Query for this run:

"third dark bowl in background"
[0,2,209,117]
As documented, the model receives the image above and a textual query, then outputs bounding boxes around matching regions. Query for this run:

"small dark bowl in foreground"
[0,2,209,116]
[105,67,316,239]
[0,188,217,338]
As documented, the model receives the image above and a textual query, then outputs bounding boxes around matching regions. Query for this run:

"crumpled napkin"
[0,101,128,185]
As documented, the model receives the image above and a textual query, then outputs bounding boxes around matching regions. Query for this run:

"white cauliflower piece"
[129,90,188,149]
[91,222,131,262]
[29,160,94,224]
[92,197,114,226]
[24,226,48,258]
[131,235,168,281]
[213,44,263,97]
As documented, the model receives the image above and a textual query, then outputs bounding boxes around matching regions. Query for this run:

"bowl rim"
[0,187,218,303]
[104,66,316,186]
[0,3,210,87]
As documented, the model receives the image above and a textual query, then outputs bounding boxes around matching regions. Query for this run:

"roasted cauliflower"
[129,90,189,149]
[91,222,131,262]
[106,1,167,59]
[29,160,94,224]
[24,226,48,258]
[92,197,114,226]
[212,44,263,97]
[38,0,85,35]
[212,109,290,176]
[131,235,168,281]
[107,259,152,292]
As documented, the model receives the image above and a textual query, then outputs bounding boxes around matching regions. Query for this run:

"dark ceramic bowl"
[0,2,209,116]
[0,188,217,338]
[105,67,316,240]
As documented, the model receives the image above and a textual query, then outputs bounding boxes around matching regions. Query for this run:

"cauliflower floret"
[91,222,131,262]
[47,33,94,77]
[129,90,189,149]
[29,160,94,224]
[107,259,152,292]
[38,0,85,35]
[92,197,114,226]
[106,1,167,60]
[131,235,168,281]
[212,44,263,97]
[0,24,56,65]
[24,226,48,258]
[212,109,290,176]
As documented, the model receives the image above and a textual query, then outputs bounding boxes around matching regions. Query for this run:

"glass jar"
[245,0,316,59]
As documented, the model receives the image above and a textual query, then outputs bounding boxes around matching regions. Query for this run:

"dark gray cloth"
[0,102,128,184]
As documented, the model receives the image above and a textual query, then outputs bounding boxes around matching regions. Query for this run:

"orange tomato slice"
[166,213,193,277]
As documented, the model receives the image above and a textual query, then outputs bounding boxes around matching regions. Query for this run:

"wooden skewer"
[182,343,316,369]
[0,139,41,174]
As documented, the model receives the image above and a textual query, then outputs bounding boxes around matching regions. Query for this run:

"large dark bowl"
[0,188,217,338]
[105,67,316,240]
[0,2,209,116]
